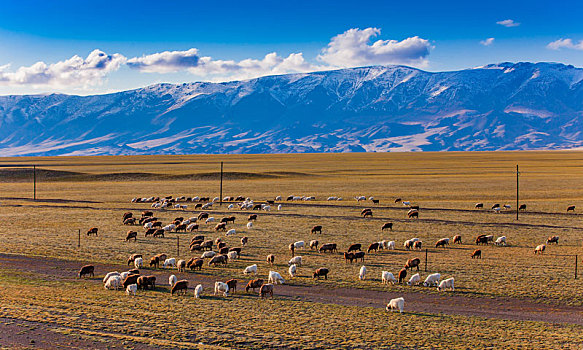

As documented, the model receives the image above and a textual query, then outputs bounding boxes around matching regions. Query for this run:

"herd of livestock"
[78,194,576,314]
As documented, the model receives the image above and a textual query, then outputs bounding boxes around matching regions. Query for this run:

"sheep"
[311,225,323,234]
[344,252,355,263]
[435,238,450,248]
[355,196,366,202]
[246,221,253,229]
[567,205,576,212]
[201,251,216,259]
[126,231,138,242]
[187,258,204,271]
[386,241,395,250]
[177,259,186,272]
[120,271,131,281]
[246,278,264,292]
[103,271,120,284]
[104,275,122,290]
[288,264,297,278]
[404,240,414,250]
[194,284,203,298]
[214,282,229,297]
[227,204,234,209]
[275,196,282,201]
[259,283,274,298]
[137,275,156,290]
[398,268,407,284]
[347,243,361,252]
[313,268,329,280]
[405,258,421,271]
[423,273,441,287]
[534,244,546,254]
[475,235,489,245]
[126,283,137,296]
[205,217,215,224]
[475,203,484,209]
[123,274,140,289]
[453,235,462,244]
[386,297,405,313]
[359,266,367,280]
[163,258,176,268]
[224,229,236,236]
[309,240,319,250]
[277,204,282,211]
[293,241,305,250]
[227,251,239,261]
[381,271,397,285]
[241,236,248,246]
[319,243,337,253]
[471,249,482,259]
[244,264,258,275]
[226,279,237,294]
[268,271,285,284]
[168,274,178,287]
[519,204,527,211]
[133,257,143,269]
[288,256,302,267]
[407,273,421,286]
[381,222,393,231]
[171,280,189,295]
[86,227,98,236]
[208,255,228,266]
[437,277,455,292]
[353,251,365,262]
[266,254,275,265]
[367,242,380,253]
[547,236,559,245]
[413,241,423,250]
[163,224,176,232]
[78,265,95,278]
[495,236,507,246]
[407,209,418,218]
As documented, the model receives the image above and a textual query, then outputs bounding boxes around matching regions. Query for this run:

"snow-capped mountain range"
[1,62,582,156]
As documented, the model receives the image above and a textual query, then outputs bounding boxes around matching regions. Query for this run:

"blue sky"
[0,0,582,95]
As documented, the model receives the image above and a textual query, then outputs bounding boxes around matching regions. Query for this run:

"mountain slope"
[0,62,582,156]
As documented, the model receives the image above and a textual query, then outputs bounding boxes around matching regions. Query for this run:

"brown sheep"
[547,236,559,245]
[191,235,205,242]
[228,247,242,255]
[78,265,94,278]
[86,227,98,236]
[155,253,167,262]
[208,255,228,266]
[471,249,482,259]
[153,229,165,238]
[176,224,187,232]
[124,218,137,225]
[241,236,248,246]
[344,252,355,263]
[475,235,489,245]
[125,231,138,242]
[142,211,154,218]
[201,240,214,251]
[413,241,423,250]
[215,223,227,231]
[226,279,237,294]
[187,258,203,271]
[311,225,323,234]
[219,247,230,255]
[122,274,140,288]
[372,199,380,205]
[152,221,162,228]
[398,268,407,284]
[289,243,295,257]
[123,212,133,222]
[190,244,203,252]
[198,212,209,220]
[149,256,160,268]
[246,278,264,292]
[221,216,236,224]
[407,210,418,219]
[188,224,199,232]
[381,222,393,231]
[347,243,361,252]
[453,235,462,244]
[519,204,527,211]
[405,258,421,271]
[144,228,156,237]
[313,268,329,280]
[127,254,142,266]
[137,276,155,290]
[567,205,576,212]
[360,208,372,216]
[353,251,365,262]
[259,283,274,298]
[248,214,258,221]
[266,254,275,265]
[319,243,337,253]
[363,210,373,218]
[171,280,188,295]
[310,240,319,250]
[367,242,380,253]
[435,238,449,248]
[218,242,227,250]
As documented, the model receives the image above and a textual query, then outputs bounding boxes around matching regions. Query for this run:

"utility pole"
[219,161,224,206]
[78,229,81,248]
[516,165,519,221]
[33,165,36,200]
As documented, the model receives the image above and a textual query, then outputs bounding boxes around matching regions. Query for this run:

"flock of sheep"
[81,194,575,314]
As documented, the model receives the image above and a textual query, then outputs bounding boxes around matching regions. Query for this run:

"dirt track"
[1,253,582,327]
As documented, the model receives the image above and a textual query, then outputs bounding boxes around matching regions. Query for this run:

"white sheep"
[186,223,198,231]
[355,196,366,201]
[213,197,220,202]
[423,273,441,287]
[327,196,338,201]
[246,221,253,229]
[192,196,200,201]
[194,284,203,298]
[143,222,153,229]
[201,251,216,259]
[268,271,285,284]
[275,196,282,201]
[126,283,137,296]
[386,297,404,313]
[262,205,271,211]
[228,204,234,209]
[244,264,258,275]
[120,271,130,281]
[163,258,177,268]
[337,197,343,201]
[407,273,421,286]
[437,277,455,291]
[359,265,367,280]
[214,281,229,297]
[226,229,236,236]
[205,217,215,224]
[387,241,395,250]
[177,259,186,272]
[381,271,397,285]
[227,251,239,261]
[104,275,122,290]
[134,257,143,269]
[169,274,177,287]
[293,241,305,249]
[288,256,302,266]
[102,271,120,284]
[277,204,282,211]
[495,236,507,246]
[402,201,411,206]
[163,223,176,232]
[535,244,546,254]
[189,216,198,222]
[202,203,213,209]
[288,264,297,278]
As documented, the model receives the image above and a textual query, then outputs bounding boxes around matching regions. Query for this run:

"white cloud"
[127,48,200,73]
[496,19,520,27]
[317,28,431,67]
[0,50,126,88]
[547,38,583,50]
[480,38,495,46]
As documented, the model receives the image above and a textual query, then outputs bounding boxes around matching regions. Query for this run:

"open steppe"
[0,151,582,349]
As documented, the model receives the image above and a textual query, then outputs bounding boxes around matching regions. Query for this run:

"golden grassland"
[0,151,582,348]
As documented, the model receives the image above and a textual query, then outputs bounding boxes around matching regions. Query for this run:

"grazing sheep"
[413,241,423,250]
[227,251,239,261]
[137,275,156,290]
[187,223,199,232]
[353,251,365,262]
[567,205,576,212]
[177,259,186,272]
[205,217,215,224]
[163,258,177,268]
[163,224,176,232]
[475,203,484,209]
[248,214,258,221]
[169,274,177,287]
[344,252,355,264]
[268,271,285,284]
[215,223,227,231]
[471,249,482,259]
[259,283,274,298]
[171,280,189,295]
[347,243,361,252]
[201,251,216,259]
[386,297,405,313]
[104,275,122,290]
[381,222,393,231]
[405,258,421,271]
[134,257,143,269]
[126,231,138,242]
[246,221,253,229]
[194,284,203,298]
[277,204,282,211]
[381,271,397,285]
[78,265,95,278]
[241,236,248,246]
[519,204,527,211]
[187,258,204,271]
[547,236,559,245]
[103,271,120,284]
[266,254,275,265]
[423,273,441,287]
[495,236,507,246]
[289,243,295,257]
[403,240,414,250]
[435,238,450,248]
[226,279,237,294]
[407,273,421,286]
[367,242,380,253]
[386,241,395,250]
[453,235,462,244]
[492,203,500,209]
[398,268,407,284]
[475,235,489,245]
[86,227,98,236]
[359,265,367,280]
[319,243,337,253]
[226,229,236,236]
[288,264,297,278]
[311,225,323,234]
[309,240,319,250]
[214,281,229,297]
[246,278,264,292]
[123,274,140,289]
[244,264,258,275]
[437,277,455,292]
[208,255,228,266]
[288,256,302,267]
[535,244,546,254]
[126,283,137,296]
[313,268,329,280]
[407,209,418,219]
[362,209,373,218]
